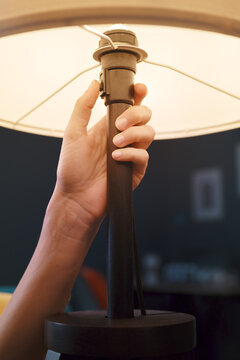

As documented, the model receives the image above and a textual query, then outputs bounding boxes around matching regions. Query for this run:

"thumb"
[66,80,100,136]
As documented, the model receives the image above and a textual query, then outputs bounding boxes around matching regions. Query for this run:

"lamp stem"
[93,29,142,319]
[107,102,134,318]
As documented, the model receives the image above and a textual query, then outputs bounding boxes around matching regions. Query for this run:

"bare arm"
[0,190,100,360]
[0,81,154,360]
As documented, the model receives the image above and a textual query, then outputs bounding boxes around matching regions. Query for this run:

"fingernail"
[113,134,124,146]
[116,117,127,130]
[112,150,122,159]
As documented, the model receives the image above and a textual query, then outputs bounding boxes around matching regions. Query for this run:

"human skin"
[0,80,154,360]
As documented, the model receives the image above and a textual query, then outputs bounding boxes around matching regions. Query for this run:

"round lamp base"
[45,310,196,359]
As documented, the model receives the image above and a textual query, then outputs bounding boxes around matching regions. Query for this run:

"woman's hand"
[55,80,154,227]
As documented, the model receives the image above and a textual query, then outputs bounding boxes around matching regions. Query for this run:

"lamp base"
[59,354,194,360]
[45,310,196,359]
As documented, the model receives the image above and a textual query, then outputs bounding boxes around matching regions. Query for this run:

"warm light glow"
[0,24,239,139]
[108,24,130,31]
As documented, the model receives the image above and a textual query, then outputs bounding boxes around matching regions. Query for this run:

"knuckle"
[127,127,139,141]
[142,105,152,119]
[64,123,79,142]
[132,105,152,124]
[64,130,76,143]
[133,149,149,163]
[147,125,155,139]
[144,150,149,162]
[75,96,83,108]
[128,148,136,160]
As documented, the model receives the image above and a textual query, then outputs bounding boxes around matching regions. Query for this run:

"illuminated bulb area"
[0,24,239,138]
[108,24,130,31]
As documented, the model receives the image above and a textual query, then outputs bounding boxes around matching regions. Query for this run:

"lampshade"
[0,0,240,139]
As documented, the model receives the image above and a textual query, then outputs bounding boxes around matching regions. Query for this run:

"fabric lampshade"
[0,0,239,139]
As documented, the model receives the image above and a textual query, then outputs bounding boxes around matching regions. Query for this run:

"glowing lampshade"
[0,0,239,140]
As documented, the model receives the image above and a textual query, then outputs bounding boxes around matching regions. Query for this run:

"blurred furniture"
[0,292,12,315]
[80,267,107,310]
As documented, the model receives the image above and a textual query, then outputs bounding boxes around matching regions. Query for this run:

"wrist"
[37,187,103,269]
[51,183,104,228]
[49,185,103,234]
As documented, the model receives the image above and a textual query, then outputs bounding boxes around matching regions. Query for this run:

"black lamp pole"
[106,98,135,319]
[45,28,196,360]
[96,29,141,319]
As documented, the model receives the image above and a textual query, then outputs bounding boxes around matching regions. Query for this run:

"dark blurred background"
[1,126,240,359]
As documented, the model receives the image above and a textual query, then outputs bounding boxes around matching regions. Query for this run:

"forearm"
[0,188,101,360]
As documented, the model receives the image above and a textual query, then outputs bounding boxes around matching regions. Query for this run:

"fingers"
[134,83,147,105]
[65,80,100,138]
[112,125,154,185]
[134,84,147,105]
[113,125,155,150]
[115,83,150,131]
[112,147,149,162]
[113,83,154,174]
[115,105,152,131]
[112,148,149,188]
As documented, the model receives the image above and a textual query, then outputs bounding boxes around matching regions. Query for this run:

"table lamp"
[1,1,240,359]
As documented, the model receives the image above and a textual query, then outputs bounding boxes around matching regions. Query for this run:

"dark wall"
[0,127,108,285]
[0,126,240,285]
[134,128,240,271]
[0,128,60,284]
